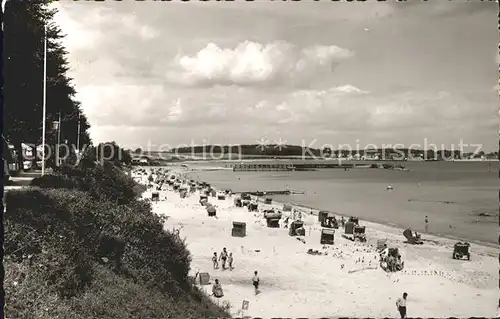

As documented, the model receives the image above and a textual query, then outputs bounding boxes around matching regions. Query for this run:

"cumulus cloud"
[237,87,496,138]
[167,41,354,87]
[77,84,167,127]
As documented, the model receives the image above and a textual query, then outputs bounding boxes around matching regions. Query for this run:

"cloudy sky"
[53,0,498,152]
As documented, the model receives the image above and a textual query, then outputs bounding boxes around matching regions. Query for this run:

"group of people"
[212,271,261,299]
[379,245,404,272]
[291,210,303,221]
[212,247,234,270]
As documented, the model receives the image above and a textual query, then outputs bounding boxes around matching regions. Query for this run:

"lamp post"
[57,112,61,165]
[76,112,81,153]
[41,23,47,175]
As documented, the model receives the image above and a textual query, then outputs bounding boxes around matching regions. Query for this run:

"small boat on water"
[386,185,394,190]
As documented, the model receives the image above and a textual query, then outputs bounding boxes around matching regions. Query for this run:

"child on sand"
[252,271,260,295]
[212,252,219,269]
[228,253,234,270]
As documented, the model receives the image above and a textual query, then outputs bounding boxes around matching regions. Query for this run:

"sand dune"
[135,168,498,318]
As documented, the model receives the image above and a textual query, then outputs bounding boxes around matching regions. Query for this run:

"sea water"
[185,160,498,245]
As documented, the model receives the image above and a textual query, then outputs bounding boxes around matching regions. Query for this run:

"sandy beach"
[134,167,498,318]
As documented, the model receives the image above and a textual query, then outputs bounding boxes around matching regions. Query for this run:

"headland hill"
[129,144,498,168]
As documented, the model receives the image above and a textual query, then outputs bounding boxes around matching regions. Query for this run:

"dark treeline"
[170,144,493,159]
[4,1,91,161]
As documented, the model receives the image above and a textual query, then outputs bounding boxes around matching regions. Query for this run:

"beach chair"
[265,198,272,204]
[320,228,335,245]
[353,226,366,242]
[265,210,282,228]
[217,194,226,200]
[344,221,355,235]
[199,272,210,285]
[248,202,258,212]
[180,190,187,199]
[231,222,246,237]
[289,221,305,236]
[321,213,338,229]
[452,242,470,260]
[200,195,208,205]
[318,211,329,223]
[241,193,251,201]
[264,209,282,219]
[266,217,280,228]
[234,197,242,207]
[380,248,403,272]
[206,204,216,216]
[348,217,359,225]
[242,200,250,207]
[151,192,159,202]
[403,228,423,245]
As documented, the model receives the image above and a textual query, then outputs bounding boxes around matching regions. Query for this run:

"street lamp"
[41,23,48,175]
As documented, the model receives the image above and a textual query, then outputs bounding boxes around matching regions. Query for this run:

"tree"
[3,1,91,153]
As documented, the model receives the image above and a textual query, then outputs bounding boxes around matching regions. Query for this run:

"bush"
[5,189,98,297]
[32,162,139,205]
[9,157,230,318]
[31,174,84,189]
[5,187,194,297]
[5,261,229,319]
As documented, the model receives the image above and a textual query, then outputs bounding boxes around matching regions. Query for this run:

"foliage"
[80,142,132,167]
[4,186,230,318]
[3,1,91,148]
[32,161,138,205]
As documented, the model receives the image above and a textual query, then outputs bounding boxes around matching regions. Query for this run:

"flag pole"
[41,23,48,175]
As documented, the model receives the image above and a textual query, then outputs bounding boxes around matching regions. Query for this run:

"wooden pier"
[228,163,381,172]
[234,190,304,196]
[231,163,295,172]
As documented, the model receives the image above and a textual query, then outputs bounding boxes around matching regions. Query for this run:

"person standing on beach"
[220,248,228,270]
[252,271,260,295]
[496,298,500,318]
[424,216,428,233]
[396,292,408,318]
[212,252,219,269]
[228,252,234,270]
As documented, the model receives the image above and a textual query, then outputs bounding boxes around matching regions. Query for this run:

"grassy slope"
[4,164,230,319]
